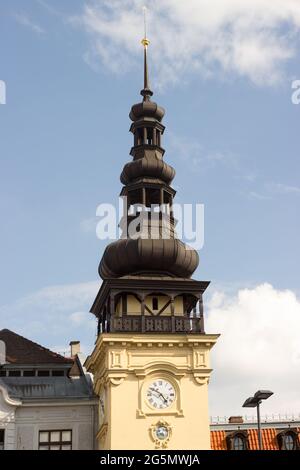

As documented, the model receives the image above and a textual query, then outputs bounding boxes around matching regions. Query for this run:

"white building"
[0,329,98,450]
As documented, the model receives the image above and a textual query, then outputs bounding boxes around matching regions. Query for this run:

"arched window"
[226,431,248,451]
[277,430,299,450]
[233,435,246,450]
[284,433,296,450]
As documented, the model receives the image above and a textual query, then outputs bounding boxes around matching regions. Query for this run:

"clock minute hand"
[150,387,167,403]
[157,390,168,404]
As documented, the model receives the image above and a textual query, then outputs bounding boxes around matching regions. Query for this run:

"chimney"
[70,341,80,357]
[228,416,244,424]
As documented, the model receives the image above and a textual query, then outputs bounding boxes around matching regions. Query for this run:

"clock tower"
[86,35,219,450]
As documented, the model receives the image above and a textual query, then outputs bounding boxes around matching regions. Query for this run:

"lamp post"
[242,390,273,450]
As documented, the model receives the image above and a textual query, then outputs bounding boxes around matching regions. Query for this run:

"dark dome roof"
[129,100,165,122]
[121,151,175,185]
[99,238,199,279]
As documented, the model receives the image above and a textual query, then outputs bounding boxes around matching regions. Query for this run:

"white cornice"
[0,384,22,407]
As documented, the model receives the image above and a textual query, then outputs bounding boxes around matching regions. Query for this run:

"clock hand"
[154,389,168,403]
[150,388,161,398]
[150,387,167,403]
[159,393,168,404]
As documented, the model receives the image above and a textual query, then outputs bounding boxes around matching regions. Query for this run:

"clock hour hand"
[149,387,160,397]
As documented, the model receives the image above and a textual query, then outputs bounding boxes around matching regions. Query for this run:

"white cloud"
[167,132,238,172]
[36,0,63,18]
[247,182,300,200]
[268,182,300,194]
[207,283,300,416]
[0,281,99,353]
[69,310,95,329]
[248,191,272,201]
[14,13,45,34]
[73,0,300,87]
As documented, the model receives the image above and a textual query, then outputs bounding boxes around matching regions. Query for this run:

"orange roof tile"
[211,427,300,450]
[210,430,226,450]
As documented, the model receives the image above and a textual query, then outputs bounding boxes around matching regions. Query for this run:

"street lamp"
[242,390,273,450]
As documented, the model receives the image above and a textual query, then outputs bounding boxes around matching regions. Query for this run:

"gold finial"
[141,38,150,47]
[140,6,153,99]
[141,6,150,47]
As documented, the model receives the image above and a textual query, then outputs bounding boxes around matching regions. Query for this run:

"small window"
[39,430,72,451]
[0,430,4,450]
[233,435,246,450]
[37,370,50,377]
[0,370,6,377]
[23,370,35,377]
[52,370,65,377]
[152,297,159,310]
[8,370,21,377]
[284,433,296,450]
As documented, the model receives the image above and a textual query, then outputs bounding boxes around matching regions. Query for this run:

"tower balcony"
[91,278,209,336]
[103,314,204,334]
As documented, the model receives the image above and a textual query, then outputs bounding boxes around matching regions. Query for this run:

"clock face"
[146,380,176,409]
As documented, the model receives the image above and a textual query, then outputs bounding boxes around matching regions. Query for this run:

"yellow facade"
[86,333,219,450]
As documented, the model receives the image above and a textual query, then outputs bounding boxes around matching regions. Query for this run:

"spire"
[140,7,153,101]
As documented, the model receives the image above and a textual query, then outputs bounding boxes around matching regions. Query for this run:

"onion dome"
[130,101,165,123]
[99,238,199,279]
[98,36,199,280]
[120,152,175,185]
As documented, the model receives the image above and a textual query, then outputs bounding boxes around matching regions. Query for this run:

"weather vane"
[141,6,150,47]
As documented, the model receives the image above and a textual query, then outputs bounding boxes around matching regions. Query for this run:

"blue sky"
[1,1,300,415]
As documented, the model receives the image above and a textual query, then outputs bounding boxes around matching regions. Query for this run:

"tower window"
[147,128,153,145]
[152,297,159,310]
[233,435,246,450]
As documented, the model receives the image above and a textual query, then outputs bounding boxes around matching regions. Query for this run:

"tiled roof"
[210,430,226,450]
[0,329,73,365]
[210,428,300,450]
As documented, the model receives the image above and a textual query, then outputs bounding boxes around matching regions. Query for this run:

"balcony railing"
[101,315,204,334]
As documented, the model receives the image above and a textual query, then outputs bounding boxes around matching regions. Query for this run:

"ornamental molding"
[0,384,22,407]
[193,371,212,386]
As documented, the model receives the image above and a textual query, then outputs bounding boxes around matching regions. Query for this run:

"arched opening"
[233,435,247,451]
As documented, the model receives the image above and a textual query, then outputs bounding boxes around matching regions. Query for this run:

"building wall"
[107,371,211,450]
[88,333,218,450]
[0,392,17,450]
[14,403,97,450]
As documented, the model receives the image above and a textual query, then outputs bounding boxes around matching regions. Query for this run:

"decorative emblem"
[150,420,172,448]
